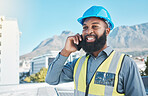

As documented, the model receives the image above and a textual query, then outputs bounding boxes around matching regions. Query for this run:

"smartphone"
[75,35,83,51]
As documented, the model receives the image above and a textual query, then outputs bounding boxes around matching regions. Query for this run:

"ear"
[106,28,110,36]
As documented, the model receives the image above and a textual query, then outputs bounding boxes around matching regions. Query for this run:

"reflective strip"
[74,55,89,91]
[89,51,125,96]
[74,89,99,96]
[97,51,115,72]
[74,89,85,96]
[74,56,84,89]
[112,54,125,96]
[107,52,121,73]
[78,55,89,92]
[76,56,86,90]
[88,51,115,95]
[104,52,121,95]
[74,51,125,96]
[73,56,82,89]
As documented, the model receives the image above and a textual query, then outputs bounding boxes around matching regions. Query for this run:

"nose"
[86,28,93,34]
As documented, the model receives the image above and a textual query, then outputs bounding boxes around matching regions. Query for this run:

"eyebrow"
[83,22,100,26]
[92,22,100,24]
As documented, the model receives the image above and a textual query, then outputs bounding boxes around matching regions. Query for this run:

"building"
[30,51,81,74]
[19,59,31,72]
[0,16,20,85]
[134,58,146,71]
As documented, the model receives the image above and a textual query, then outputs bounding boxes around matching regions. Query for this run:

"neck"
[92,44,107,57]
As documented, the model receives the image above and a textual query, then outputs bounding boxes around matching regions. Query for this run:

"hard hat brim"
[77,15,114,30]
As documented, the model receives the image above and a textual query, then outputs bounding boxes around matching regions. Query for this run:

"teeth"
[87,38,94,40]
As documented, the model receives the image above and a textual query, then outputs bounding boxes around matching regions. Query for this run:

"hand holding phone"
[61,34,83,57]
[75,35,83,51]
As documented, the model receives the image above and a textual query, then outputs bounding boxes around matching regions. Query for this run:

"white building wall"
[30,51,81,74]
[45,56,49,68]
[0,17,19,85]
[31,55,46,74]
[0,19,2,82]
[30,51,59,74]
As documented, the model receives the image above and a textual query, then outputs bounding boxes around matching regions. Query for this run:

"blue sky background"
[0,0,148,56]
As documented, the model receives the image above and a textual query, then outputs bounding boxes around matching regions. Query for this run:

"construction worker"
[46,6,146,96]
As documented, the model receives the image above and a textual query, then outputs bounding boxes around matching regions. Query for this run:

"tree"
[145,56,148,75]
[139,69,145,76]
[24,67,48,83]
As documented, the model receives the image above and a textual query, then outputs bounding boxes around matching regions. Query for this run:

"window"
[32,62,34,73]
[0,24,2,29]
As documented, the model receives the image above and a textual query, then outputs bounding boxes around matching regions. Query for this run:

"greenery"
[140,56,148,76]
[140,69,145,76]
[20,72,30,83]
[145,57,148,76]
[24,67,48,83]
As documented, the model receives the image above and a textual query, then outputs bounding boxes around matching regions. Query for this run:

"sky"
[0,0,148,56]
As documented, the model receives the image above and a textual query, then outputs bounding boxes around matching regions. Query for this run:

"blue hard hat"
[77,6,114,30]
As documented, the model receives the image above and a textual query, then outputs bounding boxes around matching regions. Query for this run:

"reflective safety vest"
[73,51,125,96]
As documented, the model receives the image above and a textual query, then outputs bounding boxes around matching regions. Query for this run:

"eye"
[92,25,99,29]
[83,26,88,30]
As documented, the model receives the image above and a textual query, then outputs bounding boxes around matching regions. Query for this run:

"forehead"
[83,17,105,25]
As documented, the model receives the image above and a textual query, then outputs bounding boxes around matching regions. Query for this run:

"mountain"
[32,31,74,51]
[108,22,148,48]
[21,22,148,59]
[20,31,75,60]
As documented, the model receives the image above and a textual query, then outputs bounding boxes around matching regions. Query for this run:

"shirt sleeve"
[45,53,78,85]
[118,56,146,96]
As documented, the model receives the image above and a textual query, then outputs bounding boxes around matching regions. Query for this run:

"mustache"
[84,34,98,39]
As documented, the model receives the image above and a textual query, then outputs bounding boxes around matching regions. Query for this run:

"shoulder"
[73,55,88,64]
[120,54,138,76]
[122,55,137,68]
[65,55,85,68]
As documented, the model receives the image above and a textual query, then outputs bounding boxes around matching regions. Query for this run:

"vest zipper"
[85,85,89,96]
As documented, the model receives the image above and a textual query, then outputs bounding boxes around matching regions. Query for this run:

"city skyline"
[0,0,148,55]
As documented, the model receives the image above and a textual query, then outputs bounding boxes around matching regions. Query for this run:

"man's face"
[81,17,109,53]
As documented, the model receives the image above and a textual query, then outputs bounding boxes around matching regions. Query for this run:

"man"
[46,6,146,96]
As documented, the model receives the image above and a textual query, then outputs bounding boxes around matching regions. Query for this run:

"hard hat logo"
[77,6,114,30]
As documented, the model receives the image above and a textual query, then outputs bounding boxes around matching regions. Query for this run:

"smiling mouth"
[86,36,96,42]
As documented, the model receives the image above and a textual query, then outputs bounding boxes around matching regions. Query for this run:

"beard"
[81,31,106,54]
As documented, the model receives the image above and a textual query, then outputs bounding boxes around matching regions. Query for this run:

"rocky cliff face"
[108,22,148,48]
[20,31,75,59]
[21,22,148,59]
[33,31,74,51]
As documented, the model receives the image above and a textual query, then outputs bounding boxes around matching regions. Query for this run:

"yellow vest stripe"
[112,54,125,96]
[104,52,122,95]
[78,55,89,92]
[74,56,83,89]
[88,51,115,95]
[73,51,125,96]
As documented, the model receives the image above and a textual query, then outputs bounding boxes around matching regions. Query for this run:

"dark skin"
[60,17,110,57]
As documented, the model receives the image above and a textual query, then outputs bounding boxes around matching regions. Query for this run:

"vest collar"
[86,46,114,57]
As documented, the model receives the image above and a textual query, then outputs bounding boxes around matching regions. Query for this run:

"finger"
[67,36,76,45]
[75,35,79,45]
[77,33,82,41]
[71,36,77,44]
